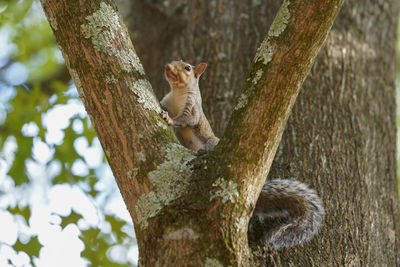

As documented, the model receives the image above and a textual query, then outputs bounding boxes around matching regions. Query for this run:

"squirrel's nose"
[165,64,173,71]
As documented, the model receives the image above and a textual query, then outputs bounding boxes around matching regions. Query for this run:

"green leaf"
[59,210,82,229]
[13,235,41,260]
[87,176,99,197]
[8,136,32,185]
[80,228,105,266]
[8,157,28,185]
[105,215,128,243]
[7,205,31,223]
[80,226,131,267]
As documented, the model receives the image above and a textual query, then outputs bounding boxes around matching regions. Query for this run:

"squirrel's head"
[165,60,207,90]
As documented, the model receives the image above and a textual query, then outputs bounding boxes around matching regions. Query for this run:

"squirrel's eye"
[184,65,191,72]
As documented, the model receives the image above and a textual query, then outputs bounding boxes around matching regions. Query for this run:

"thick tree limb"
[212,0,344,231]
[40,0,180,238]
[41,0,343,265]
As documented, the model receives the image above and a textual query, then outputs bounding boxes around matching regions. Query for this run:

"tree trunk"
[268,1,400,265]
[120,0,400,266]
[40,0,399,266]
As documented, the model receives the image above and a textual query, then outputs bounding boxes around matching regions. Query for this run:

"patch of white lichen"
[204,258,223,267]
[135,143,195,228]
[233,93,248,111]
[252,69,264,85]
[163,226,199,240]
[81,2,145,75]
[118,49,145,75]
[210,177,239,204]
[106,74,118,84]
[136,192,161,228]
[235,217,247,234]
[254,38,275,65]
[268,0,291,37]
[136,151,146,162]
[130,79,161,112]
[244,183,256,208]
[127,169,138,180]
[253,0,290,65]
[157,121,167,130]
[81,2,119,50]
[79,2,161,113]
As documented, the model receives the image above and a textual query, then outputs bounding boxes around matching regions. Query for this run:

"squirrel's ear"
[194,63,207,78]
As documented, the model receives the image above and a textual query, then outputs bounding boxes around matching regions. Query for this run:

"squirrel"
[160,60,219,151]
[248,179,324,249]
[160,60,324,249]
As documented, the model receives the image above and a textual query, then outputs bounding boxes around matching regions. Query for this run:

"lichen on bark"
[204,258,223,267]
[268,0,291,37]
[233,93,249,111]
[129,79,161,112]
[162,226,200,240]
[210,177,239,204]
[253,0,291,65]
[254,39,276,65]
[135,143,195,228]
[81,2,145,75]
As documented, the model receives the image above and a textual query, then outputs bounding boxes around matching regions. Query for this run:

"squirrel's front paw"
[161,110,173,125]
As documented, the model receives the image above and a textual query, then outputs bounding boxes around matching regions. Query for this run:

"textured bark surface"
[120,0,400,266]
[268,1,400,265]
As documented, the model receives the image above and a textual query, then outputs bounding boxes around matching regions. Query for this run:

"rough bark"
[120,0,400,266]
[267,1,400,265]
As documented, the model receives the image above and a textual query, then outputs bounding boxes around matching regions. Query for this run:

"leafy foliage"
[0,0,62,81]
[13,236,41,262]
[80,226,133,267]
[7,205,31,223]
[59,210,83,229]
[0,0,137,265]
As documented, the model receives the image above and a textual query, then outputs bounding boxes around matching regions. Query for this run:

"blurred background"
[0,0,399,266]
[0,1,137,266]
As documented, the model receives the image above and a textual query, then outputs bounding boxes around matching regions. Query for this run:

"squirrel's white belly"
[163,93,186,118]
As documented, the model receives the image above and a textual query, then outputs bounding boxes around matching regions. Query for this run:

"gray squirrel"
[160,60,324,249]
[248,179,324,249]
[160,60,219,151]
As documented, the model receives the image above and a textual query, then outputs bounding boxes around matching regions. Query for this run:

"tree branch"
[213,0,343,220]
[39,0,181,230]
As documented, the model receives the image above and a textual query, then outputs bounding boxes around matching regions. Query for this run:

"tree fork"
[41,0,343,265]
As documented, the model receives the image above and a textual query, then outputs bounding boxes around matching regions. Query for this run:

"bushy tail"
[248,179,324,249]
